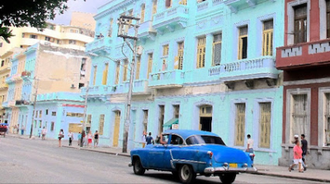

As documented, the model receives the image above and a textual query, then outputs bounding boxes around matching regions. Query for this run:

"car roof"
[163,129,219,140]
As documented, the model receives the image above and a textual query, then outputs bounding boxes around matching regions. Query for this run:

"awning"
[163,118,178,128]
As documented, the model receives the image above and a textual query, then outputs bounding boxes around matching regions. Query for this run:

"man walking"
[146,132,154,145]
[301,134,308,170]
[41,126,47,140]
[246,134,254,153]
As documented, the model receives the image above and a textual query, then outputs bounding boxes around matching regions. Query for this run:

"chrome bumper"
[204,166,258,173]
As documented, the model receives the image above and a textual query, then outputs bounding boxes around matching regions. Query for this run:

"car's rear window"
[186,135,226,146]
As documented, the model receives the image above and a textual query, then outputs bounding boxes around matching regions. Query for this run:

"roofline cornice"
[94,0,138,20]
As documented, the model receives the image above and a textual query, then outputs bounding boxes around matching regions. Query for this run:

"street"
[0,137,323,184]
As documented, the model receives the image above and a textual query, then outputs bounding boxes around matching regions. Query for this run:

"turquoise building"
[84,0,284,165]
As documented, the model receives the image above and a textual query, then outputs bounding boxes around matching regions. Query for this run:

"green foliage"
[0,0,85,43]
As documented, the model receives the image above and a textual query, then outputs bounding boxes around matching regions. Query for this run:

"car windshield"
[186,135,226,146]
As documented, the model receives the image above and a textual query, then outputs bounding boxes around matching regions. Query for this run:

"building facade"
[84,0,284,165]
[3,43,91,135]
[277,0,330,169]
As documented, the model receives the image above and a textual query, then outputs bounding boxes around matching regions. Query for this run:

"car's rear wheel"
[219,173,236,184]
[133,158,145,175]
[178,164,196,184]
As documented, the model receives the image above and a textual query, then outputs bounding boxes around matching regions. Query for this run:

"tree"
[0,0,85,43]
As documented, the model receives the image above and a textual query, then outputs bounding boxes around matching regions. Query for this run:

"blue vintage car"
[129,129,257,184]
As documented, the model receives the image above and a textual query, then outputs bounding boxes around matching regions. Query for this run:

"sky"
[50,0,109,25]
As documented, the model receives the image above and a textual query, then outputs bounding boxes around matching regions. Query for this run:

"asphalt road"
[0,137,324,184]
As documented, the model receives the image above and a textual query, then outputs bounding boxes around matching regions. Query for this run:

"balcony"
[112,79,151,95]
[276,39,330,70]
[148,70,185,89]
[152,5,189,34]
[224,0,271,13]
[129,20,157,42]
[37,92,83,102]
[81,85,110,101]
[85,37,112,55]
[207,56,278,87]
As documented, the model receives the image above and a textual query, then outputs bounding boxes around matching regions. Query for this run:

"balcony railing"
[148,70,185,89]
[153,5,189,33]
[276,39,330,69]
[37,92,83,102]
[85,37,112,54]
[81,86,110,97]
[112,80,151,94]
[208,56,278,82]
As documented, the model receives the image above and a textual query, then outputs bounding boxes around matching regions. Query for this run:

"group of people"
[141,131,154,148]
[289,134,308,173]
[58,129,99,148]
[13,124,25,135]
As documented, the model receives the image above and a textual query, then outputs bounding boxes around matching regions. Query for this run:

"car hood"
[201,145,250,163]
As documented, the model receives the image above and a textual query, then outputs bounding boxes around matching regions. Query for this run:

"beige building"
[0,12,95,56]
[4,43,91,133]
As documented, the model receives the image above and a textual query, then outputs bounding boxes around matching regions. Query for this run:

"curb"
[62,145,131,158]
[252,171,330,183]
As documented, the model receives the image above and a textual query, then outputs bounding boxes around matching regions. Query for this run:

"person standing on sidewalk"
[94,130,99,148]
[41,126,47,140]
[87,131,93,148]
[21,125,25,135]
[58,129,64,147]
[289,139,304,173]
[68,131,73,146]
[246,134,254,153]
[301,134,308,170]
[141,131,147,148]
[77,132,81,146]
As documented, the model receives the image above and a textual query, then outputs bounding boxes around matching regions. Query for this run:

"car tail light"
[207,151,213,158]
[250,153,255,157]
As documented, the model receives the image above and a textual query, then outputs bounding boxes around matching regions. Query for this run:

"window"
[291,94,308,142]
[152,0,157,19]
[30,35,37,39]
[235,103,245,146]
[163,44,169,56]
[35,110,38,118]
[147,53,153,79]
[45,109,48,115]
[135,57,141,80]
[170,135,183,145]
[158,105,165,134]
[327,0,330,38]
[66,112,84,117]
[69,40,76,45]
[51,122,55,131]
[175,42,184,70]
[0,43,2,47]
[212,33,222,66]
[123,61,128,82]
[102,64,108,85]
[99,114,104,135]
[143,110,148,131]
[259,102,271,148]
[22,33,25,38]
[45,37,51,41]
[325,93,330,145]
[165,0,172,8]
[115,62,120,84]
[294,4,307,44]
[52,111,56,116]
[93,66,97,85]
[39,110,42,118]
[197,37,206,68]
[140,4,145,23]
[87,114,92,125]
[262,19,273,56]
[108,19,113,37]
[238,26,248,59]
[173,105,180,118]
[179,0,187,5]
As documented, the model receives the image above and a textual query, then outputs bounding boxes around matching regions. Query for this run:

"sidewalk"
[7,133,330,182]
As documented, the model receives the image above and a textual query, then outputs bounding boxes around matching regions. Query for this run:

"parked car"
[129,129,257,184]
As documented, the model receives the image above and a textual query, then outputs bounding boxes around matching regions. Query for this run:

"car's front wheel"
[178,164,196,184]
[219,173,236,184]
[133,157,145,175]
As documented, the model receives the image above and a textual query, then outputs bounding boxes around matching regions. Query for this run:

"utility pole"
[117,14,140,153]
[29,78,39,138]
[81,81,89,147]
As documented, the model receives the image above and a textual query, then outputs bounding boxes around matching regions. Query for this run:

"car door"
[148,134,170,169]
[163,134,184,170]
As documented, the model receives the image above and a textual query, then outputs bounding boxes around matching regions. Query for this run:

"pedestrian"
[301,134,308,170]
[246,134,254,153]
[77,132,81,146]
[81,130,86,147]
[14,124,18,134]
[288,139,304,173]
[58,129,64,147]
[16,124,20,134]
[94,130,99,148]
[41,126,47,140]
[21,125,25,135]
[68,131,73,146]
[141,131,147,148]
[38,127,42,138]
[87,131,93,148]
[146,132,154,145]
